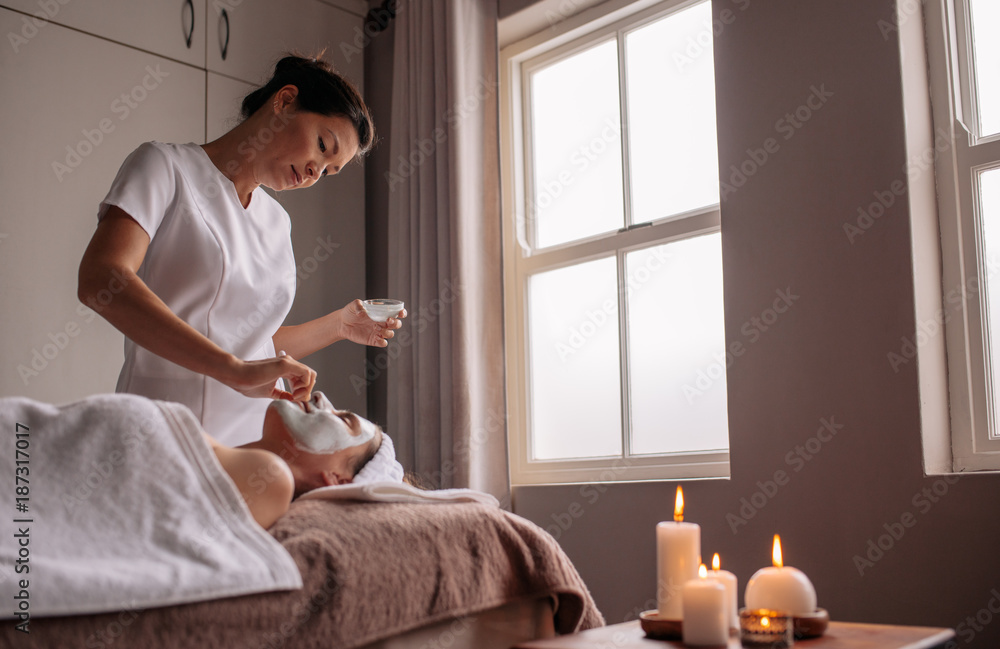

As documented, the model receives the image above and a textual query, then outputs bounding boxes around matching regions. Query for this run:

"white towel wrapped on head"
[353,430,405,484]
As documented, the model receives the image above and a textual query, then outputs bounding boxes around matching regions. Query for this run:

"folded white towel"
[0,394,302,619]
[297,481,499,507]
[352,432,405,485]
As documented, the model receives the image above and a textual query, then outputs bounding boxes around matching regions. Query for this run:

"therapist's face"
[260,86,361,191]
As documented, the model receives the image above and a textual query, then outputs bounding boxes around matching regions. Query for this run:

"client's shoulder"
[209,442,294,530]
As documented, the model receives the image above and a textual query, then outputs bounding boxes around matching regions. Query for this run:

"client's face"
[262,392,381,494]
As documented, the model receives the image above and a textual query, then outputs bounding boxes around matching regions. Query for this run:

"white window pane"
[979,168,1000,431]
[529,40,625,249]
[528,257,622,459]
[625,1,720,222]
[627,234,729,455]
[970,0,1000,137]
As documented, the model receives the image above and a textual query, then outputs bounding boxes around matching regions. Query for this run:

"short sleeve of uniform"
[98,142,177,240]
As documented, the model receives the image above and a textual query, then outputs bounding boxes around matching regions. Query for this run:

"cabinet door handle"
[181,0,195,49]
[218,8,230,61]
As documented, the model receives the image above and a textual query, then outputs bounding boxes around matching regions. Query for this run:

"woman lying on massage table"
[210,390,403,529]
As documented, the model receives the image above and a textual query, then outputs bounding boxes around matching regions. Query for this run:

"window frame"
[925,0,1000,471]
[499,0,730,486]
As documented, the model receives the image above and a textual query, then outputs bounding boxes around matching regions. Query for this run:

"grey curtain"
[386,0,510,503]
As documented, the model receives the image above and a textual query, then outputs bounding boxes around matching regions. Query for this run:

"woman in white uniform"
[78,55,401,446]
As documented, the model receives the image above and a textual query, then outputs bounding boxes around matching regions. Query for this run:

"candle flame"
[698,563,707,579]
[761,617,770,628]
[772,535,783,568]
[712,553,720,571]
[674,486,684,522]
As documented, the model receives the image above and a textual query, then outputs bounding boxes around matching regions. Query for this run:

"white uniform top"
[98,141,296,446]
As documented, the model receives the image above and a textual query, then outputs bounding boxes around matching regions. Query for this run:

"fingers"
[278,353,316,400]
[271,387,294,400]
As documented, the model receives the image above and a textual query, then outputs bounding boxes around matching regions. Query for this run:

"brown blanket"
[2,499,604,648]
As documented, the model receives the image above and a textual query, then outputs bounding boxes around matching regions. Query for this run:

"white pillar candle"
[682,564,729,647]
[656,486,701,620]
[706,553,739,631]
[744,535,817,616]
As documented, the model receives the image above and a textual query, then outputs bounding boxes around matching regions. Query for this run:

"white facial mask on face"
[272,391,376,454]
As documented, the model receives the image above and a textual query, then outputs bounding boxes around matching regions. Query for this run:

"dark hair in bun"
[241,52,375,157]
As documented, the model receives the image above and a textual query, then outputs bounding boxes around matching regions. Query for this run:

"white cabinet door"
[0,7,205,403]
[207,0,365,90]
[207,71,253,141]
[0,0,205,67]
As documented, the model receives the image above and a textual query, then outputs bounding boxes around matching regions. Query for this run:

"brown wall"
[365,1,1000,646]
[511,1,1000,645]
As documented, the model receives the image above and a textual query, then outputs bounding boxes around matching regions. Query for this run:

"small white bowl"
[362,299,404,323]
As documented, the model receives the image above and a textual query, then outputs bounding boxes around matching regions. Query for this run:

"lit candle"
[739,609,793,647]
[682,564,729,646]
[705,553,739,631]
[656,486,701,619]
[744,535,817,616]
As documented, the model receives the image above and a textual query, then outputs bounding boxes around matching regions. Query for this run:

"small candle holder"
[739,608,794,648]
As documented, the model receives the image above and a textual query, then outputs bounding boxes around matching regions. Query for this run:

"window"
[499,0,729,485]
[925,0,1000,470]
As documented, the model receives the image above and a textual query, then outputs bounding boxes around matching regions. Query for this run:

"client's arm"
[202,433,294,529]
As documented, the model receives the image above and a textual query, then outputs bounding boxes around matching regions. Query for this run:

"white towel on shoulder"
[298,481,499,507]
[0,394,301,619]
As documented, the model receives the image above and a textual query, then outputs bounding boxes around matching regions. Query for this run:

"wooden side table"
[513,620,954,649]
